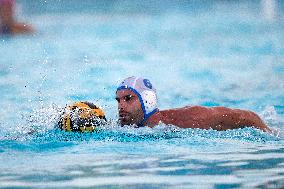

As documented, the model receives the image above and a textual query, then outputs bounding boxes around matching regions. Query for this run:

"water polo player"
[0,0,34,35]
[116,76,272,132]
[58,101,106,132]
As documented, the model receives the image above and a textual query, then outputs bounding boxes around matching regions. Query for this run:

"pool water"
[0,0,284,188]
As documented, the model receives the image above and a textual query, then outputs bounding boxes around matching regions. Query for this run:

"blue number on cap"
[143,79,152,89]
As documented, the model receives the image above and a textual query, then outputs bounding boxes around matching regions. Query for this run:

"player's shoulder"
[184,106,235,116]
[184,105,210,111]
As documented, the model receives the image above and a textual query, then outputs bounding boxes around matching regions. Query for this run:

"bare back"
[153,106,270,132]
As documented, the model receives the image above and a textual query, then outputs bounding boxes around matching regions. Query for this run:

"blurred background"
[1,1,284,188]
[0,0,283,131]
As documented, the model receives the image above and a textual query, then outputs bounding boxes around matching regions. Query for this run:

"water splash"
[261,106,284,137]
[1,104,282,145]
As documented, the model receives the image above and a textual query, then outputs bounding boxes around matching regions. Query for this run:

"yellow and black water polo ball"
[59,102,106,132]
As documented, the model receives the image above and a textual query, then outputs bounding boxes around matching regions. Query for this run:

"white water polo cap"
[117,76,158,126]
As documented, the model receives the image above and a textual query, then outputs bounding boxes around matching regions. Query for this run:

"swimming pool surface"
[0,0,284,188]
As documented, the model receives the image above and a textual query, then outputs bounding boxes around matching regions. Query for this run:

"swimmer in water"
[115,76,272,132]
[0,0,34,35]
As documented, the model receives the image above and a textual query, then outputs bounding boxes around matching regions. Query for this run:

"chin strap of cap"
[137,108,158,127]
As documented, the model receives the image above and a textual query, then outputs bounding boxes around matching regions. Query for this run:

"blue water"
[0,0,284,188]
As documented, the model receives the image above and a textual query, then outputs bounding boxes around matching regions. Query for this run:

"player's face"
[116,89,144,126]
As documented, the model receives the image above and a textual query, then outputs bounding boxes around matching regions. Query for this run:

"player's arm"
[12,22,34,34]
[210,107,271,132]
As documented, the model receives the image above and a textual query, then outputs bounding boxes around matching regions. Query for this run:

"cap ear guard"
[141,90,157,114]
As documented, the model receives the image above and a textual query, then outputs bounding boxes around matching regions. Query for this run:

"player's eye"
[115,97,120,103]
[124,95,133,102]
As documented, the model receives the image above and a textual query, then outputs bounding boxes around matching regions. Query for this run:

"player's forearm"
[212,107,270,132]
[12,23,34,34]
[236,110,271,132]
[222,109,270,132]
